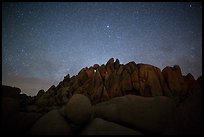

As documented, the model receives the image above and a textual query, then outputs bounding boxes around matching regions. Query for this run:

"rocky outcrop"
[2,58,202,135]
[3,58,199,114]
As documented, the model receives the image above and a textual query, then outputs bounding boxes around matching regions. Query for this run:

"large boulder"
[93,95,176,134]
[81,118,143,135]
[29,109,72,135]
[65,94,92,125]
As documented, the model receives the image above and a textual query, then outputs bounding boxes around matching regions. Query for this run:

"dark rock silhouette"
[1,58,202,135]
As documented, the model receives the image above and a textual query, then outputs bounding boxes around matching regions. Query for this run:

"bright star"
[106,25,109,28]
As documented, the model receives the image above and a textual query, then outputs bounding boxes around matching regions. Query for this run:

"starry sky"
[2,2,202,96]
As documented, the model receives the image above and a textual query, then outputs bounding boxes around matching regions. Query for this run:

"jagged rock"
[106,58,115,74]
[65,94,92,125]
[162,65,188,100]
[37,89,45,97]
[29,109,72,135]
[116,64,124,75]
[64,74,70,82]
[124,61,137,74]
[47,85,56,96]
[1,58,202,135]
[86,67,94,78]
[81,118,143,135]
[98,64,107,80]
[114,59,120,70]
[106,58,114,69]
[78,67,88,84]
[93,64,99,70]
[94,69,103,88]
[93,95,176,134]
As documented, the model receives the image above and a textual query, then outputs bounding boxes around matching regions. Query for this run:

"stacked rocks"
[29,58,200,113]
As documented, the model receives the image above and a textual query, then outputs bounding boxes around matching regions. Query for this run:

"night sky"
[2,2,202,96]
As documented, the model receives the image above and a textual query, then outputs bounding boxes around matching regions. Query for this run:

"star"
[106,25,109,28]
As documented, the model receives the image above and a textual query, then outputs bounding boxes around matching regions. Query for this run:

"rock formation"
[1,58,202,135]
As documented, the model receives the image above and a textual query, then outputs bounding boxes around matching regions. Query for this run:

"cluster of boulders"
[30,58,201,110]
[1,58,202,135]
[28,94,145,135]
